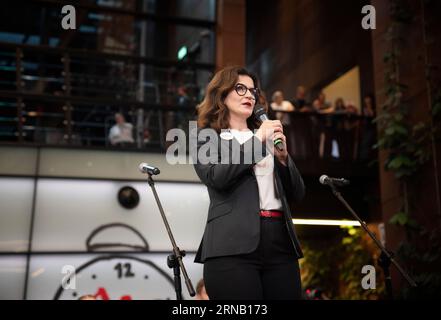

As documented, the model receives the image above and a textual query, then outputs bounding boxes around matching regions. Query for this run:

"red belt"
[259,210,283,218]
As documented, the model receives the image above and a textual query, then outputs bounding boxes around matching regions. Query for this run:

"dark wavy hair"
[197,66,268,133]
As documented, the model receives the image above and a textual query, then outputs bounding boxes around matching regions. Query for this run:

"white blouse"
[229,129,283,211]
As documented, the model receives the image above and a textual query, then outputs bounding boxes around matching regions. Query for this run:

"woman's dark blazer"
[193,128,305,263]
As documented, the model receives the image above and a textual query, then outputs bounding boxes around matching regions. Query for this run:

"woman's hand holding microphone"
[255,120,288,166]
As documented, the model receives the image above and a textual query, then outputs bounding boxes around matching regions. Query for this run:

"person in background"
[340,100,359,160]
[291,86,315,158]
[312,91,332,113]
[333,97,346,114]
[291,85,311,112]
[175,85,191,131]
[270,90,295,125]
[362,95,375,117]
[271,90,296,153]
[359,94,377,160]
[331,98,348,159]
[195,278,209,300]
[313,92,332,158]
[345,100,359,115]
[108,112,135,146]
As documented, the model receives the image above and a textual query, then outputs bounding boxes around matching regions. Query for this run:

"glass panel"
[0,2,215,63]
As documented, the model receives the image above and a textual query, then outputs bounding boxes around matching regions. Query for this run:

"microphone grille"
[253,105,266,117]
[138,162,148,173]
[319,175,328,185]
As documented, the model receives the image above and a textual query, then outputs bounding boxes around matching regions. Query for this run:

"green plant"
[300,226,385,300]
[373,0,441,299]
[339,226,386,300]
[300,237,340,298]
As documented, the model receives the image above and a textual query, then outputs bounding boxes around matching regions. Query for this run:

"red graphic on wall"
[94,287,132,300]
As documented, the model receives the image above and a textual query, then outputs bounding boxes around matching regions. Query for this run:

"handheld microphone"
[253,105,284,152]
[139,163,160,175]
[319,175,350,187]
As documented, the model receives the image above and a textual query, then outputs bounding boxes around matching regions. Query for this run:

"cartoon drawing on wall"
[53,223,175,300]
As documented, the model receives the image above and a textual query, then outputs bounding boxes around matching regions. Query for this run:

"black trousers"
[203,217,302,300]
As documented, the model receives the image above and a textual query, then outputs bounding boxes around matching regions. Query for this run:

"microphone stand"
[144,173,195,300]
[324,181,417,299]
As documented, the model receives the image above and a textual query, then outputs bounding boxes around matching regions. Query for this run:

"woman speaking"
[193,66,305,300]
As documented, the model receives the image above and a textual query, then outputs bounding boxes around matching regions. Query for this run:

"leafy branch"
[373,0,441,298]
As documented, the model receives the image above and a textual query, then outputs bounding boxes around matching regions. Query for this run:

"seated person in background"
[195,278,209,300]
[108,112,135,146]
[270,90,295,126]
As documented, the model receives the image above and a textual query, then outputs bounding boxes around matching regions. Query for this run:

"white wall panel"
[0,178,34,252]
[0,147,37,176]
[32,179,209,252]
[38,148,199,182]
[0,255,27,299]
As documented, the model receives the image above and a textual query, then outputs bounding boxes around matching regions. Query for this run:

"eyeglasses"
[234,83,260,98]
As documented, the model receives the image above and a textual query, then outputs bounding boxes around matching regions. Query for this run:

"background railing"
[0,42,211,149]
[0,44,376,161]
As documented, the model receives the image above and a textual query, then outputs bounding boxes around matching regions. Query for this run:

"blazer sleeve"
[193,132,267,191]
[275,154,305,203]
